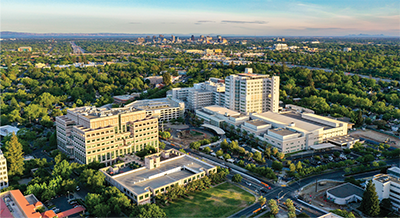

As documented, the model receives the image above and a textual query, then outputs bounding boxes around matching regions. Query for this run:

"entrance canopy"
[201,124,225,135]
[309,143,336,150]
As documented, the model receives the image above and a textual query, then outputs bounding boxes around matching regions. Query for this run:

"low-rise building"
[113,95,137,104]
[241,120,271,136]
[0,125,20,137]
[100,149,217,205]
[18,47,32,52]
[126,97,185,121]
[326,183,364,205]
[251,111,350,153]
[195,105,249,127]
[273,43,288,51]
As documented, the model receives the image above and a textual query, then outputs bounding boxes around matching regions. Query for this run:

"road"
[70,41,85,54]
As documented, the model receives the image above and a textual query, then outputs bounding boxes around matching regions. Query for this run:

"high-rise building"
[56,106,159,166]
[191,35,195,41]
[372,167,400,211]
[225,68,280,113]
[159,34,164,38]
[137,38,145,43]
[0,150,8,190]
[171,35,175,42]
[217,35,222,42]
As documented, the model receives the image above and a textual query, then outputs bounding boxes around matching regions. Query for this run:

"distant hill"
[0,31,147,38]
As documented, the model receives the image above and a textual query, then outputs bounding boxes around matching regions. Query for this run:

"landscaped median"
[163,182,255,217]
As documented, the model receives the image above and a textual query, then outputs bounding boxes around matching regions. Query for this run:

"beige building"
[195,105,249,127]
[56,106,159,166]
[100,149,217,205]
[225,68,280,113]
[0,150,8,190]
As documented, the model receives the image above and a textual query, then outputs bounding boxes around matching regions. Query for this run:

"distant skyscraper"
[152,36,156,40]
[171,35,175,42]
[159,34,164,38]
[191,35,195,41]
[217,35,222,42]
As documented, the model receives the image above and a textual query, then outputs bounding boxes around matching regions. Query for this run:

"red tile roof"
[42,210,57,218]
[9,190,42,218]
[56,206,85,218]
[0,198,13,218]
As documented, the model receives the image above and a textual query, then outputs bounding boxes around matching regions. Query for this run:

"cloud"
[221,20,268,24]
[129,22,141,24]
[304,27,342,31]
[197,20,215,23]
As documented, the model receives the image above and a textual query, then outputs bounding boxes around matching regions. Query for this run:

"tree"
[360,182,380,216]
[93,204,111,217]
[134,204,166,218]
[258,196,266,206]
[330,209,356,218]
[276,152,285,160]
[289,163,296,172]
[159,142,166,150]
[296,161,303,171]
[272,161,283,171]
[80,169,105,192]
[380,198,392,211]
[4,133,24,176]
[203,147,211,153]
[232,174,242,183]
[85,193,103,212]
[220,139,229,150]
[268,199,279,215]
[53,160,72,179]
[297,212,311,218]
[216,150,223,157]
[272,147,278,156]
[223,153,231,160]
[162,72,172,85]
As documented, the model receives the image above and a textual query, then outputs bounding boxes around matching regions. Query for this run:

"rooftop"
[269,128,298,136]
[326,183,364,199]
[112,155,215,196]
[253,112,331,132]
[113,95,136,101]
[203,105,241,117]
[328,135,359,146]
[246,119,269,127]
[0,125,20,137]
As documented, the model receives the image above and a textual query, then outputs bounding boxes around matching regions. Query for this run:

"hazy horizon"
[2,0,399,36]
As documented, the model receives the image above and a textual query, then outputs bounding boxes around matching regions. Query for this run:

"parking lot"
[50,195,74,213]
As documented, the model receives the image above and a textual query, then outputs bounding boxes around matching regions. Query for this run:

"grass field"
[190,131,204,136]
[163,182,255,217]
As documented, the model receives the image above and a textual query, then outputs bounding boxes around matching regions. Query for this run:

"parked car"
[76,186,80,191]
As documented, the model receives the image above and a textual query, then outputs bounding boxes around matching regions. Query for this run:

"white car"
[246,182,251,186]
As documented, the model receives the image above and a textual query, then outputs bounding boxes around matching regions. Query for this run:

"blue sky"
[2,0,399,36]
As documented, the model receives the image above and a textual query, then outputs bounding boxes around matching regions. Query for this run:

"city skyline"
[2,0,399,36]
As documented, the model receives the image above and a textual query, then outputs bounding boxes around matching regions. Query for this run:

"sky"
[1,0,399,36]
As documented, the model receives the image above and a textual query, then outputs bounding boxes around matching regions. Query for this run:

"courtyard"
[163,182,255,217]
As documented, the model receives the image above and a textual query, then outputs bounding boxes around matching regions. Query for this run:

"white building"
[171,78,226,110]
[0,150,8,190]
[326,183,364,205]
[273,43,288,51]
[195,105,249,127]
[251,111,350,153]
[0,125,20,137]
[241,120,271,136]
[125,97,185,121]
[343,47,352,52]
[372,167,400,211]
[225,68,280,113]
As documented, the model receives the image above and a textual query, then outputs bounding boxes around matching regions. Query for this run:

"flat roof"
[113,95,135,100]
[269,128,298,136]
[0,125,20,137]
[114,155,214,195]
[309,143,336,150]
[328,135,359,145]
[246,119,269,126]
[326,183,364,199]
[253,112,329,132]
[203,105,240,117]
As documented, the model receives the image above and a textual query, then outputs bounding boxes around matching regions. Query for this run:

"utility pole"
[315,178,318,192]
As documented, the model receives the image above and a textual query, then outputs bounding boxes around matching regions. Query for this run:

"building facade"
[56,106,159,166]
[0,150,8,190]
[372,167,400,211]
[224,68,280,113]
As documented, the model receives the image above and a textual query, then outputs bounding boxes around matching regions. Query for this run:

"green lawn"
[163,182,255,217]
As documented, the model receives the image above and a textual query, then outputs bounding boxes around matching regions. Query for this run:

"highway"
[70,41,85,54]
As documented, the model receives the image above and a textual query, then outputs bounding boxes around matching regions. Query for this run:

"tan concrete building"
[56,106,159,166]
